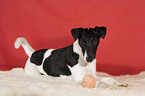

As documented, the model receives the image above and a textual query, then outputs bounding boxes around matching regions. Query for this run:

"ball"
[82,75,96,88]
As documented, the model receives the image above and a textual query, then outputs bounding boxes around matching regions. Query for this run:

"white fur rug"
[0,68,145,96]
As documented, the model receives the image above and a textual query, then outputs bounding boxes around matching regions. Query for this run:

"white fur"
[73,39,83,57]
[70,64,87,83]
[83,51,87,62]
[87,59,97,75]
[69,59,96,84]
[24,59,40,75]
[73,40,86,66]
[14,37,35,56]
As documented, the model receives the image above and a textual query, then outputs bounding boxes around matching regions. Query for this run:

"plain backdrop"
[0,0,145,75]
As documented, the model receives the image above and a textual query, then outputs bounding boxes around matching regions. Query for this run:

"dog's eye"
[92,39,98,46]
[80,38,86,45]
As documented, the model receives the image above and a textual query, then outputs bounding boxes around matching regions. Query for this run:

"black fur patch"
[30,49,48,66]
[43,45,79,77]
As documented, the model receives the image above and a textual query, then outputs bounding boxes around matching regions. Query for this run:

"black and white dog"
[15,26,125,87]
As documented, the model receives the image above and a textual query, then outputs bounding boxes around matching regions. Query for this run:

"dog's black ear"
[94,26,106,39]
[71,27,83,40]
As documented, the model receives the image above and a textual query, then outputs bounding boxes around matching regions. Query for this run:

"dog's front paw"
[100,77,128,88]
[101,77,117,85]
[114,82,128,87]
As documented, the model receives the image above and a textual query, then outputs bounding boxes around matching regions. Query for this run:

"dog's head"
[71,26,106,62]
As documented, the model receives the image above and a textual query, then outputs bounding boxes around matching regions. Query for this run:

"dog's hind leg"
[24,58,40,75]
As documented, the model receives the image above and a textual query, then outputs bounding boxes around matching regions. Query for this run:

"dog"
[15,26,126,87]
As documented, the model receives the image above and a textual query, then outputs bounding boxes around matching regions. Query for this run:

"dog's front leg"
[70,64,87,84]
[87,59,98,79]
[87,59,103,86]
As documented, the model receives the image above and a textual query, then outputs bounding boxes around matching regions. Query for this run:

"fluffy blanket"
[0,68,145,96]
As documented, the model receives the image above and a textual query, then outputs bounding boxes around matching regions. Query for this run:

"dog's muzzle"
[86,57,93,62]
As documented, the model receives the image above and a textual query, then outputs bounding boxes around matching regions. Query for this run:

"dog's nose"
[86,57,93,62]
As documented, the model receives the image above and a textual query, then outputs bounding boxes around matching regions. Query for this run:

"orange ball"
[82,75,96,88]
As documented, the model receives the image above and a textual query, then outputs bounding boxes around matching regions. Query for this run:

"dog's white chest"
[68,59,96,83]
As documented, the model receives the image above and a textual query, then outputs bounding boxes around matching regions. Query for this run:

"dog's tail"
[14,37,35,57]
